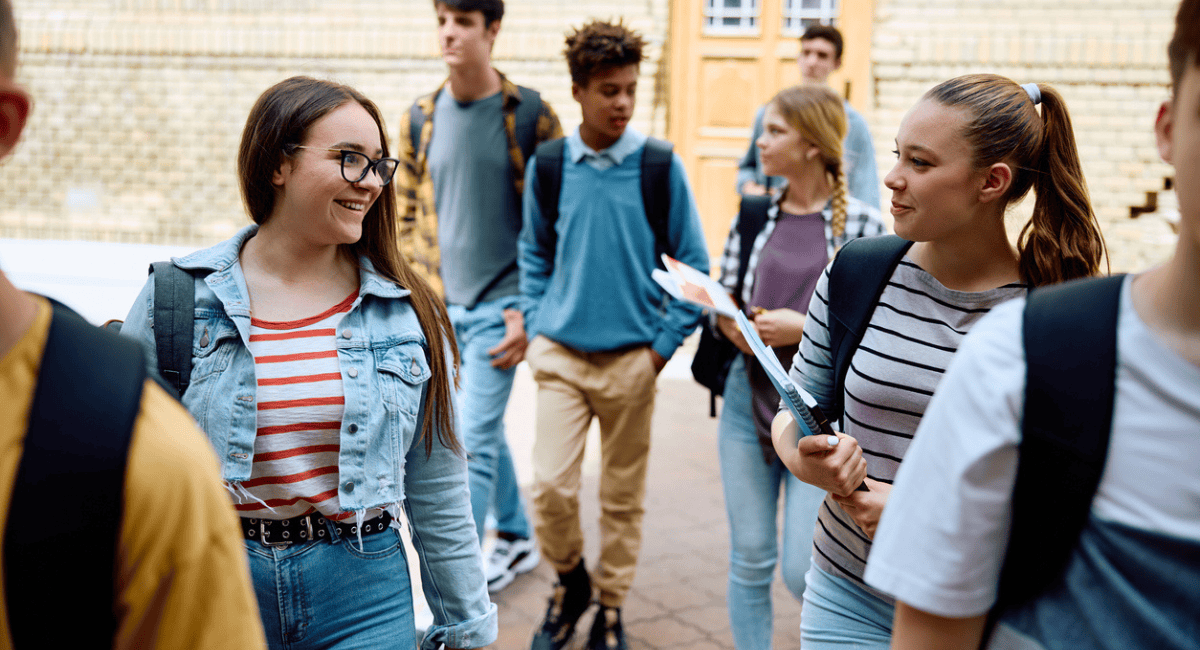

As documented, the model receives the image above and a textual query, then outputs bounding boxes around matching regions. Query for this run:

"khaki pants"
[525,335,658,608]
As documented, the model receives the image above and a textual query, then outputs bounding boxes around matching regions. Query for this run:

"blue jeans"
[245,524,416,650]
[719,356,826,650]
[447,295,532,543]
[800,565,894,650]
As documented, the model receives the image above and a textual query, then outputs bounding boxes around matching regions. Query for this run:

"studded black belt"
[241,511,394,547]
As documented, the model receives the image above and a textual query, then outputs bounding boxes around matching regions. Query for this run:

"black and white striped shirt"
[790,257,1026,599]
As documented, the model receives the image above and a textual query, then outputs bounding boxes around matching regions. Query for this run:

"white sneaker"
[485,536,539,593]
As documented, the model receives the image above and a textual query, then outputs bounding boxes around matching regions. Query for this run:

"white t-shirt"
[865,275,1200,619]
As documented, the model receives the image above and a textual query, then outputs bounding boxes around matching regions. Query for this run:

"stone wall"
[869,0,1180,272]
[0,0,670,245]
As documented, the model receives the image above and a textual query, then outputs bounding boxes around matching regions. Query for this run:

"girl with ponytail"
[770,74,1106,649]
[709,83,885,650]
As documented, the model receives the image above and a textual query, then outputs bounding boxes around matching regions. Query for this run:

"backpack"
[105,261,196,398]
[408,84,546,162]
[984,274,1124,643]
[531,136,675,263]
[689,194,772,417]
[4,301,146,648]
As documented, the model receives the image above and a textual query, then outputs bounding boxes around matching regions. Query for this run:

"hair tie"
[1021,83,1042,105]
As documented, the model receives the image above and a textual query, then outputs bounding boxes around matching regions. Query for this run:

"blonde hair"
[768,84,848,238]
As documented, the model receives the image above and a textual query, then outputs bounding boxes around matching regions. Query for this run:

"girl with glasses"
[121,76,496,650]
[710,84,885,650]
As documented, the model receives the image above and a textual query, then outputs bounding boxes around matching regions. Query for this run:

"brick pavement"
[485,362,805,650]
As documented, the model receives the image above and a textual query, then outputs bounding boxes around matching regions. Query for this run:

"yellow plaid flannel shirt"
[397,71,563,297]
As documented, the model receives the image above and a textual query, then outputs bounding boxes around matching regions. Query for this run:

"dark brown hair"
[801,24,843,60]
[564,20,646,87]
[434,0,504,27]
[1168,0,1200,90]
[0,0,16,78]
[925,74,1106,287]
[237,76,461,456]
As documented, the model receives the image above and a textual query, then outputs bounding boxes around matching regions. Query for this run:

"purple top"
[744,209,830,461]
[748,210,828,315]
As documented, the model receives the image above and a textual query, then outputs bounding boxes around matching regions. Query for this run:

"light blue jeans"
[447,295,532,543]
[799,564,894,649]
[245,524,416,649]
[718,356,826,650]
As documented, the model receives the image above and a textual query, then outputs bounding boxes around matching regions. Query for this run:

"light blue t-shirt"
[427,89,521,308]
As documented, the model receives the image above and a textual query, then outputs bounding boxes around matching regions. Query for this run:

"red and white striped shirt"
[234,291,380,522]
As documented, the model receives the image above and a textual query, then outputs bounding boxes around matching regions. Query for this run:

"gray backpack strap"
[511,85,543,159]
[409,102,425,154]
[151,261,195,398]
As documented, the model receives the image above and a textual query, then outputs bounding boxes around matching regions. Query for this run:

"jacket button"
[341,328,353,339]
[348,368,359,378]
[348,423,358,433]
[344,482,354,492]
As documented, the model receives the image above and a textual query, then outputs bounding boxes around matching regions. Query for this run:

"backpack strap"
[5,302,145,648]
[409,102,425,155]
[732,194,772,303]
[533,137,567,260]
[640,137,675,262]
[511,85,544,160]
[151,261,195,398]
[826,234,913,423]
[984,274,1124,641]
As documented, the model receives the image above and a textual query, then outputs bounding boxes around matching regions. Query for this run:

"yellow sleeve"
[113,382,266,650]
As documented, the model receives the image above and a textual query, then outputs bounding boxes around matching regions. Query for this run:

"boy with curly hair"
[518,19,710,650]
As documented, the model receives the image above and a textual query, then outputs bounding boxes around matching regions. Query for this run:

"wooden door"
[667,0,875,265]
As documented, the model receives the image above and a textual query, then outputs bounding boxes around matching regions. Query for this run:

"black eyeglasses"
[293,146,401,186]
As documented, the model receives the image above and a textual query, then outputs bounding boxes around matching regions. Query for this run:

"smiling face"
[757,102,818,179]
[573,63,638,151]
[271,101,384,246]
[799,37,841,85]
[884,99,991,243]
[436,3,499,72]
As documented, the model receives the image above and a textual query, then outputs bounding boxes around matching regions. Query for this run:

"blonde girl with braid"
[711,83,885,650]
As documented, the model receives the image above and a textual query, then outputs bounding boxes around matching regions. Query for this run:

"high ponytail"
[925,74,1106,287]
[1017,85,1106,286]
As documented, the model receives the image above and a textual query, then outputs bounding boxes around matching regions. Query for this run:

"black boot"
[530,560,592,650]
[586,606,627,650]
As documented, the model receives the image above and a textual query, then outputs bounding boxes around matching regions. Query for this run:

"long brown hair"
[925,74,1106,287]
[769,84,849,238]
[237,76,461,456]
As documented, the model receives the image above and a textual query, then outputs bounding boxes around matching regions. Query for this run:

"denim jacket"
[120,225,497,649]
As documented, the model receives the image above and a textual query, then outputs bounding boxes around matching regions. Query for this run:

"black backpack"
[985,274,1124,642]
[105,261,196,398]
[689,194,772,416]
[824,240,1126,643]
[531,136,675,264]
[4,301,146,648]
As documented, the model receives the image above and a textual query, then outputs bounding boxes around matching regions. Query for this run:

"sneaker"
[530,561,592,650]
[586,607,627,650]
[486,535,540,593]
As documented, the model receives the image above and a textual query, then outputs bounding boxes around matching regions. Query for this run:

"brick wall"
[870,0,1179,272]
[0,0,670,245]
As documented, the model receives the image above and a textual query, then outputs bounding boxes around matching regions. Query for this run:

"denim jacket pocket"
[190,316,241,379]
[376,341,431,416]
